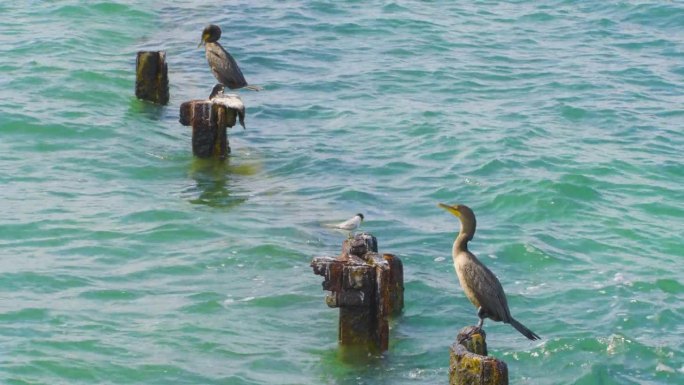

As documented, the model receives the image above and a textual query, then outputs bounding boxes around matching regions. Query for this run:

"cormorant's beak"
[197,33,207,48]
[438,203,461,218]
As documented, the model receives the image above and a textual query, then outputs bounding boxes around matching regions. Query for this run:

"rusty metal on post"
[310,233,404,353]
[179,95,243,159]
[135,51,169,105]
[449,326,508,385]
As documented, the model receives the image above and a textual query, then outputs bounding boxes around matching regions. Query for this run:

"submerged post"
[135,51,169,105]
[310,233,404,353]
[179,93,245,159]
[449,326,508,385]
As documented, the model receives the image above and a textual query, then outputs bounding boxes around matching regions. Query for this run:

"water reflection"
[128,97,165,121]
[186,157,258,209]
[317,345,390,385]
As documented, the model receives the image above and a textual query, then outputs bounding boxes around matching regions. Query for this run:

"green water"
[1,1,683,384]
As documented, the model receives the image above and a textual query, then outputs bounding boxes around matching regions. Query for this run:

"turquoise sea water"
[1,1,683,384]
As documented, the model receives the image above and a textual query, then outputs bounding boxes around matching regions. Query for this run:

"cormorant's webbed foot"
[457,314,486,344]
[457,308,486,343]
[458,331,473,344]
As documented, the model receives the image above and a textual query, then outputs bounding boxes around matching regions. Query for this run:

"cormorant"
[199,24,261,91]
[439,203,540,341]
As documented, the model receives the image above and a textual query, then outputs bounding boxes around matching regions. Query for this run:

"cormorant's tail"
[509,318,541,341]
[245,84,263,91]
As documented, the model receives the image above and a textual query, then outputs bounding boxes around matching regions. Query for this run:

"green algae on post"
[449,326,508,385]
[135,51,169,105]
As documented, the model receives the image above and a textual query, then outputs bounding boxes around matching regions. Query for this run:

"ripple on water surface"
[1,1,684,385]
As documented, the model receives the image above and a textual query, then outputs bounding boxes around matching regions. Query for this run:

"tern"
[325,213,364,237]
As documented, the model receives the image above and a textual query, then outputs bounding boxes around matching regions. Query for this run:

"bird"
[325,213,364,237]
[198,24,261,91]
[209,83,225,99]
[438,203,540,341]
[335,213,364,231]
[208,84,246,129]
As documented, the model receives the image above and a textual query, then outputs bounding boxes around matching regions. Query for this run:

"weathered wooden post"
[310,233,404,353]
[135,51,169,105]
[179,93,245,159]
[449,326,508,385]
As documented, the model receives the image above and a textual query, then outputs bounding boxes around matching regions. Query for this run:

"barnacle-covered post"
[449,326,508,385]
[135,51,169,105]
[310,233,404,353]
[179,91,245,159]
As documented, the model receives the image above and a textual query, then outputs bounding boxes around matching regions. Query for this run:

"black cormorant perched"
[438,203,541,341]
[198,24,260,91]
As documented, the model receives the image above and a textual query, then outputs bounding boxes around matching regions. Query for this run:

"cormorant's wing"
[206,42,248,89]
[460,252,512,322]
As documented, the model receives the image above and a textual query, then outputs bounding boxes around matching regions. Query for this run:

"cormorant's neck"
[454,232,471,253]
[454,217,475,254]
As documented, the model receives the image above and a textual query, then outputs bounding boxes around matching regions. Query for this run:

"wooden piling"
[135,51,169,105]
[449,326,508,385]
[311,233,404,353]
[179,95,244,159]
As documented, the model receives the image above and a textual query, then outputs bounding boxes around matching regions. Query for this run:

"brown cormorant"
[439,203,540,341]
